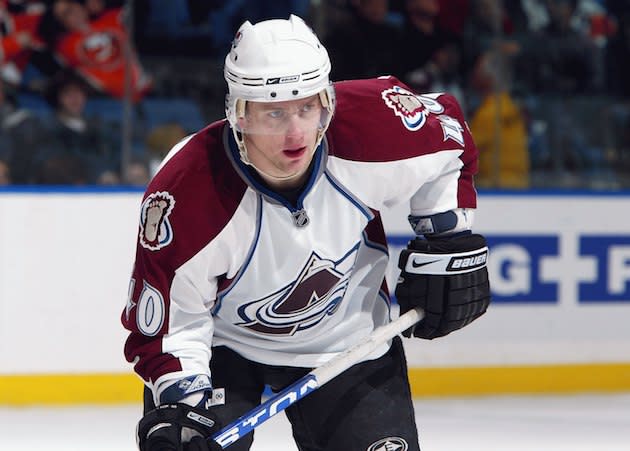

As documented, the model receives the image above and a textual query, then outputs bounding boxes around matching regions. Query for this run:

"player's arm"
[395,94,491,339]
[123,250,223,450]
[121,193,227,450]
[122,247,216,399]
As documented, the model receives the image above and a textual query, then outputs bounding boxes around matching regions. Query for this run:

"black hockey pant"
[144,336,421,451]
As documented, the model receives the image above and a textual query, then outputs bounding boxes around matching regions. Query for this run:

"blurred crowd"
[1,0,629,189]
[321,0,629,189]
[0,0,154,185]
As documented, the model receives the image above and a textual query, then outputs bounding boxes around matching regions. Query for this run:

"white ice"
[1,393,629,451]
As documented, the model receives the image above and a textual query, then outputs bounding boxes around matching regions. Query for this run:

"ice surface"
[1,393,628,451]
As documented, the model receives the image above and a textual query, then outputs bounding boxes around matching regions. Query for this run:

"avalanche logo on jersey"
[381,86,444,131]
[236,249,356,336]
[139,191,175,251]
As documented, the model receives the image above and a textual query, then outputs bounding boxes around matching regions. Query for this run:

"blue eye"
[268,110,285,119]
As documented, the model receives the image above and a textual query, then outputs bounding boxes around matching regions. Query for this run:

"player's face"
[241,95,323,187]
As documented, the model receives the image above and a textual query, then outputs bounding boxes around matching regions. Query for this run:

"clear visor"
[234,95,331,136]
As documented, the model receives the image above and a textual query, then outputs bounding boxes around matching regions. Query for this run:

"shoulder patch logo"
[139,191,176,251]
[381,86,444,131]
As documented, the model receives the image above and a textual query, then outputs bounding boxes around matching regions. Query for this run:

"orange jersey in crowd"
[54,7,151,101]
[0,1,45,68]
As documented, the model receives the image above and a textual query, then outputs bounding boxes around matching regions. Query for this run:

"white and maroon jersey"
[122,76,478,402]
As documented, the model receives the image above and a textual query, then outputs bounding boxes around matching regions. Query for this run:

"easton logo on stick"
[213,375,318,448]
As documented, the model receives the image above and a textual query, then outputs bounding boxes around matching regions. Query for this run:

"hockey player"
[124,15,491,451]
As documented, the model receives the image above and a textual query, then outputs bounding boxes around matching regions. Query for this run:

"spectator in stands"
[324,0,404,81]
[0,0,46,85]
[467,50,530,188]
[397,0,465,105]
[435,0,471,37]
[0,131,11,173]
[603,3,630,181]
[462,0,522,68]
[0,157,10,184]
[133,0,311,58]
[521,0,598,93]
[123,157,150,186]
[0,75,15,152]
[144,121,187,175]
[606,3,630,97]
[39,0,151,101]
[83,0,126,19]
[41,69,121,184]
[33,150,88,184]
[0,74,49,184]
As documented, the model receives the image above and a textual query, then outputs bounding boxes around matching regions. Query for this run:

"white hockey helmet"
[224,15,335,162]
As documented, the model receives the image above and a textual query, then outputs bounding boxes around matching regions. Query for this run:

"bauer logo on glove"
[404,246,488,275]
[447,251,487,271]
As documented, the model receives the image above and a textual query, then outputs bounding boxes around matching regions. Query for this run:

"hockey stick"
[210,307,424,449]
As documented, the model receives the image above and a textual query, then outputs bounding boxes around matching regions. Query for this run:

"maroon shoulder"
[139,120,247,271]
[327,77,478,208]
[327,77,477,164]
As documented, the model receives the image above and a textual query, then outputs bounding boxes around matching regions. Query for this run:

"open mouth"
[283,146,307,159]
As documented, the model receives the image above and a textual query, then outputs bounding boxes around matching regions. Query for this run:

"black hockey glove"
[137,403,222,451]
[395,233,491,339]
